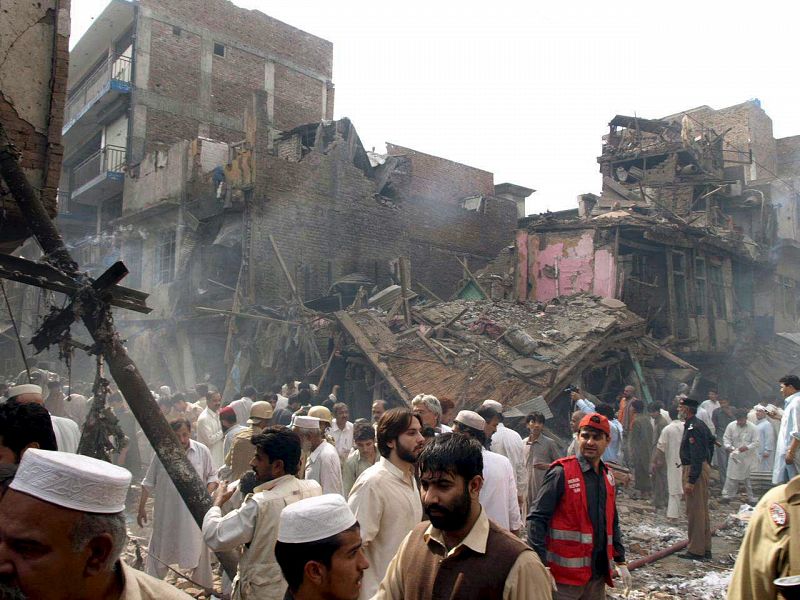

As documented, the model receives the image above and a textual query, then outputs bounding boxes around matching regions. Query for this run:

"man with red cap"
[527,412,631,599]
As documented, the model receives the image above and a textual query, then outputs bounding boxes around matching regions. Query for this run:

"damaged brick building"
[513,100,800,403]
[114,96,521,390]
[35,0,528,390]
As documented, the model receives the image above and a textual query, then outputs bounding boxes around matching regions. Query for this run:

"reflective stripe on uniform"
[546,552,593,568]
[549,528,593,544]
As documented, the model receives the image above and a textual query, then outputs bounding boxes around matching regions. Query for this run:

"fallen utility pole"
[0,123,237,578]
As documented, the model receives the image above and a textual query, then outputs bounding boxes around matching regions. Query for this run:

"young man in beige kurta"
[348,408,425,600]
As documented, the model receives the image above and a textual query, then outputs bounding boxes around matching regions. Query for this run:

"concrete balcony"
[70,145,126,206]
[62,55,132,149]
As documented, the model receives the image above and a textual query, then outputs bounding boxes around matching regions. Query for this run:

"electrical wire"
[0,278,31,383]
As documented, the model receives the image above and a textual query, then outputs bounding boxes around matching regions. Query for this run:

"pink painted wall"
[592,248,616,298]
[526,230,617,302]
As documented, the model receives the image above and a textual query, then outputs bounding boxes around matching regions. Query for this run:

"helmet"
[308,405,332,424]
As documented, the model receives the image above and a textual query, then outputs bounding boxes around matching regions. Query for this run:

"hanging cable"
[0,279,31,383]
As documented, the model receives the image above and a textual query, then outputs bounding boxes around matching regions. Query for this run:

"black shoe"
[705,551,712,559]
[677,552,707,561]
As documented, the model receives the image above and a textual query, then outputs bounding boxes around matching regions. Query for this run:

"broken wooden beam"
[269,234,301,303]
[640,337,699,371]
[424,307,469,338]
[429,337,458,357]
[31,261,131,353]
[416,281,443,302]
[629,349,654,403]
[456,256,491,300]
[195,306,302,325]
[0,253,151,314]
[416,329,448,364]
[399,257,412,327]
[0,120,238,579]
[335,310,410,404]
[386,297,404,321]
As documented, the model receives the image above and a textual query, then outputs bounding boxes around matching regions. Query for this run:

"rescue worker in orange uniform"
[527,413,631,599]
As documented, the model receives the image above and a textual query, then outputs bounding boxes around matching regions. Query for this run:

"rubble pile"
[336,293,645,411]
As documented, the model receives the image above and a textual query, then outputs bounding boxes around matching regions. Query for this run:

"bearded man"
[348,408,425,599]
[376,433,551,599]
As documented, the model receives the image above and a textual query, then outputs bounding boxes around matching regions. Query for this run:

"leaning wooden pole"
[0,123,237,579]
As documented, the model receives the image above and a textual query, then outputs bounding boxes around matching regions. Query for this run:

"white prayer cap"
[754,404,768,411]
[7,384,43,399]
[766,404,781,413]
[292,415,320,430]
[481,399,503,412]
[278,494,357,544]
[159,386,172,397]
[10,448,132,513]
[455,410,486,430]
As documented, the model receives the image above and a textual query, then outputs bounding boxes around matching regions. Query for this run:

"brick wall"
[248,144,517,303]
[211,45,265,121]
[148,21,202,104]
[139,0,332,140]
[144,110,201,153]
[777,136,800,178]
[386,143,495,205]
[141,0,332,77]
[273,64,325,131]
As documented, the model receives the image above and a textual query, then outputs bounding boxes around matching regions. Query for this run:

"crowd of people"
[0,365,799,599]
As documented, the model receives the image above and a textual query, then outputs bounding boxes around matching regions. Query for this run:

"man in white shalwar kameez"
[754,404,776,472]
[196,391,224,468]
[138,418,218,590]
[481,399,527,507]
[722,409,759,504]
[453,410,521,533]
[773,375,800,484]
[656,406,685,520]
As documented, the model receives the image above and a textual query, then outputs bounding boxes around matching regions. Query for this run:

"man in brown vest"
[375,432,551,599]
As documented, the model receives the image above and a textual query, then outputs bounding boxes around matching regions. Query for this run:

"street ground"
[610,479,751,600]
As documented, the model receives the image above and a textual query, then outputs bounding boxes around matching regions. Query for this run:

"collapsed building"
[329,294,645,422]
[507,101,800,403]
[112,98,523,392]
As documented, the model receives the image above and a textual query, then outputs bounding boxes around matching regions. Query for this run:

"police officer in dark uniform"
[678,397,715,560]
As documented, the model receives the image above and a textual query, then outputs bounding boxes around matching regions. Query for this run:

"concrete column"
[321,81,328,120]
[199,37,213,109]
[130,12,152,163]
[264,61,275,123]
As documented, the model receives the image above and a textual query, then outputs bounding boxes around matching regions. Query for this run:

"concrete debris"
[334,292,646,416]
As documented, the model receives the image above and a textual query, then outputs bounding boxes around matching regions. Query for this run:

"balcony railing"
[72,145,127,191]
[64,55,132,126]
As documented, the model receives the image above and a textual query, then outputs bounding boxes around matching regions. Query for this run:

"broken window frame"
[671,250,689,318]
[708,263,727,319]
[694,256,707,316]
[154,230,176,285]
